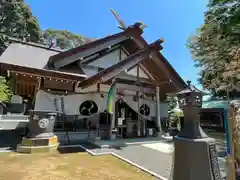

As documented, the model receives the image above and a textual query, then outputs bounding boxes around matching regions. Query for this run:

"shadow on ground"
[58,146,86,154]
[0,130,22,151]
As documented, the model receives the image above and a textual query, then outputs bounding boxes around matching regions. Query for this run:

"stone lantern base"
[16,135,59,153]
[171,136,221,180]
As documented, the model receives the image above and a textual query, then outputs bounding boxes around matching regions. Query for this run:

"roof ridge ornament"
[158,38,164,44]
[110,8,148,31]
[186,80,191,86]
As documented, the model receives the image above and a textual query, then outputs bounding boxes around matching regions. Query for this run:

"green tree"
[0,0,42,54]
[166,95,178,111]
[42,29,92,50]
[0,76,12,102]
[187,0,240,99]
[0,0,42,101]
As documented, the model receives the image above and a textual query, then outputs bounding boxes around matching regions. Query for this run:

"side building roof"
[0,40,86,81]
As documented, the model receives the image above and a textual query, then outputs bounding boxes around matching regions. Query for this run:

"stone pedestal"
[17,110,59,153]
[172,136,221,180]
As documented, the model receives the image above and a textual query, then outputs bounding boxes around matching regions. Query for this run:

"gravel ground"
[0,129,228,179]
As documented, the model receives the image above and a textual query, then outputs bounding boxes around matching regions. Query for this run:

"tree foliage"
[42,29,92,50]
[0,0,92,101]
[166,96,178,111]
[0,0,42,101]
[187,0,240,99]
[0,0,42,54]
[0,76,12,102]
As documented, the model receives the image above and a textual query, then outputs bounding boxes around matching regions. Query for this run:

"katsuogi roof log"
[78,40,163,89]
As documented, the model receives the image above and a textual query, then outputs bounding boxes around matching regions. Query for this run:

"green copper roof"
[202,100,229,110]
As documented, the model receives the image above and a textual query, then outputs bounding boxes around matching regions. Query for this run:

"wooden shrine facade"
[0,62,86,100]
[0,23,186,137]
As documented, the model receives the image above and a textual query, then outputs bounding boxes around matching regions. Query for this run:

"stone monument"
[171,81,222,180]
[17,110,60,153]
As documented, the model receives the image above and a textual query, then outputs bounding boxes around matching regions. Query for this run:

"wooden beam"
[10,70,79,83]
[78,40,162,89]
[53,36,130,68]
[78,48,149,89]
[100,52,150,82]
[0,63,86,82]
[115,83,155,94]
[80,45,121,65]
[97,83,100,92]
[139,63,158,84]
[151,51,182,90]
[141,60,164,83]
[16,80,38,86]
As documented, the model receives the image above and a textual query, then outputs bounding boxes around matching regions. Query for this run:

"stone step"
[17,143,59,153]
[55,131,97,142]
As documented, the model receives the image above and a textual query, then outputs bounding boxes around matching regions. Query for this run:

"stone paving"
[81,130,228,180]
[112,131,227,179]
[76,141,226,180]
[114,145,172,179]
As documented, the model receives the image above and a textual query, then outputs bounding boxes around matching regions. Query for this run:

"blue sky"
[25,0,208,89]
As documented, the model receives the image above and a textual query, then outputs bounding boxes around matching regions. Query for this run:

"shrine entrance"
[115,98,138,138]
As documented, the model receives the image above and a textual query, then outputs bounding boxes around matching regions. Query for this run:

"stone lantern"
[171,81,222,180]
[176,80,207,138]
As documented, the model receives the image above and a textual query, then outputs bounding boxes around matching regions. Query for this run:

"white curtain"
[121,95,168,120]
[34,90,108,117]
[34,90,169,119]
[121,95,152,120]
[34,90,57,111]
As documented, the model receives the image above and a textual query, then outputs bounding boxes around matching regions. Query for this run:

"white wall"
[120,49,128,60]
[34,90,108,126]
[121,95,168,119]
[35,90,107,115]
[100,84,110,92]
[34,90,57,112]
[81,67,98,77]
[119,49,149,79]
[83,48,149,79]
[88,49,120,69]
[127,66,149,79]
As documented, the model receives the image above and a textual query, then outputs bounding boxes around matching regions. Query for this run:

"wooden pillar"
[137,65,141,136]
[142,94,146,136]
[32,77,42,107]
[156,86,162,136]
